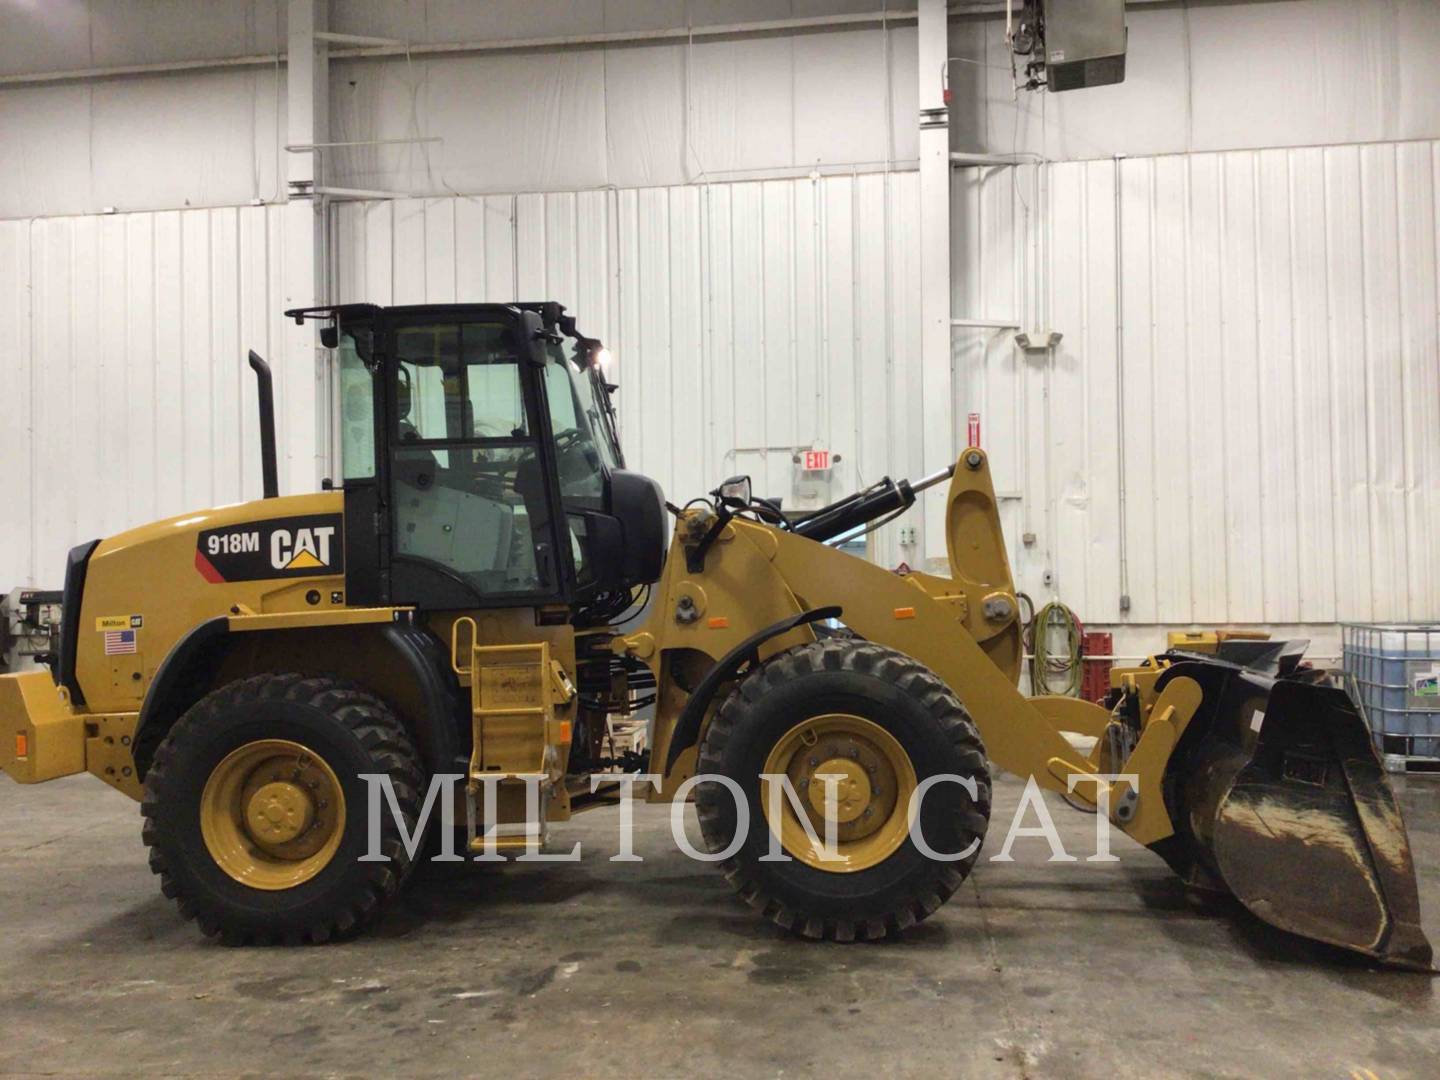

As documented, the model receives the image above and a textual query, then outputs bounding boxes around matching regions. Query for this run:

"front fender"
[661,605,842,774]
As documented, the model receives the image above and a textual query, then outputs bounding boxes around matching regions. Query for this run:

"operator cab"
[288,302,665,622]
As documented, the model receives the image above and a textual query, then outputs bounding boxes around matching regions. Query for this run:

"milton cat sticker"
[195,515,344,583]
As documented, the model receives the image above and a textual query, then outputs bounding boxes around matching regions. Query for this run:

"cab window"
[339,326,376,481]
[389,322,558,598]
[395,324,529,443]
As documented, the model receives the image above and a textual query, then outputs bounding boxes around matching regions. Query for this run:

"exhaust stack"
[248,350,279,499]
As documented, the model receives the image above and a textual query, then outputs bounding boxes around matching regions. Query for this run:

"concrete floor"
[1,774,1437,1079]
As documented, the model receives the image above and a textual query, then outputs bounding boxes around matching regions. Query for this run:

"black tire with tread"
[141,673,424,945]
[695,639,991,942]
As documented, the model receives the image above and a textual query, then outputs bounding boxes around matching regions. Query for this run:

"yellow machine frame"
[618,450,1189,847]
[2,451,1184,849]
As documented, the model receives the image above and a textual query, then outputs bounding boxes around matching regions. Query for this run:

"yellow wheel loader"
[0,301,1430,968]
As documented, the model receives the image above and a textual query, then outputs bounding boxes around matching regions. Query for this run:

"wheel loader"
[0,301,1430,969]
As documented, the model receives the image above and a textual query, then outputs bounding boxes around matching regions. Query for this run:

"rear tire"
[141,673,424,944]
[695,639,991,941]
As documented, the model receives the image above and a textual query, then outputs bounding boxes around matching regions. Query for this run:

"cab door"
[378,309,573,611]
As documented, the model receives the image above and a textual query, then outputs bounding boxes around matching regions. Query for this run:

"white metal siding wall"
[0,206,311,588]
[7,142,1435,628]
[958,141,1440,627]
[332,173,924,565]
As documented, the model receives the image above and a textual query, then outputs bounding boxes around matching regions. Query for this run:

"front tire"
[695,640,991,941]
[141,673,424,944]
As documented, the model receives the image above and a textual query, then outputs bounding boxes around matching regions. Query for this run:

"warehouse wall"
[959,141,1440,637]
[0,174,925,589]
[0,2,287,218]
[9,2,1440,217]
[324,22,918,195]
[331,142,1440,636]
[0,207,316,587]
[332,173,924,562]
[946,0,1440,160]
[0,1,918,218]
[2,1,1439,645]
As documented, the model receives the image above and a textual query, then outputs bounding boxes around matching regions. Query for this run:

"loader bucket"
[1164,653,1434,971]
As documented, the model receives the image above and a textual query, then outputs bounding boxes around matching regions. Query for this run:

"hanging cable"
[1027,600,1084,697]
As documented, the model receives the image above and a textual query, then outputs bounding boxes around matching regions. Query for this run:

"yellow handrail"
[450,616,477,675]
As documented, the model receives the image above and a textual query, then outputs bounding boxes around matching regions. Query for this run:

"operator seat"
[393,373,438,489]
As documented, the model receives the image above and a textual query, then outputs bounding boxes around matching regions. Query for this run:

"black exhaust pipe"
[248,350,279,499]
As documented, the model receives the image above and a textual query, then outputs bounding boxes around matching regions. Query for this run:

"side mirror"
[520,309,548,367]
[715,475,752,505]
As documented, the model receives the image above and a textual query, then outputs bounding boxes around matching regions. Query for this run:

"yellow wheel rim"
[761,714,918,873]
[200,739,346,891]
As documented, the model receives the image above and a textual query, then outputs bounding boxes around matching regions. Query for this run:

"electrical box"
[1042,0,1126,91]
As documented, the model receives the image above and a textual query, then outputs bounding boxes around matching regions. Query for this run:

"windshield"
[545,335,624,473]
[587,363,624,469]
[538,332,625,589]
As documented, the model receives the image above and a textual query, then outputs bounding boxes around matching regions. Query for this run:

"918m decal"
[195,514,344,583]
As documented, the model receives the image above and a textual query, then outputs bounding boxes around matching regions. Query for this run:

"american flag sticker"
[104,629,137,655]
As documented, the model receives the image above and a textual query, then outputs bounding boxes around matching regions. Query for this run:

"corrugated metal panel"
[332,173,925,565]
[0,206,303,588]
[961,140,1440,626]
[12,142,1429,627]
[335,148,1438,628]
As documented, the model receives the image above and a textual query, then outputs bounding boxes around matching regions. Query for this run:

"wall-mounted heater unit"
[1011,0,1127,92]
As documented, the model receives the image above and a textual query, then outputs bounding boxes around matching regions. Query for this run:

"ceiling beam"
[0,9,919,87]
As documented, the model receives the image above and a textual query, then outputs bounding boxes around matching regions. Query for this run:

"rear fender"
[134,618,465,780]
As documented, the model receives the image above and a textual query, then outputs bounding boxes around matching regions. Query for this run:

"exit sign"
[802,449,832,471]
